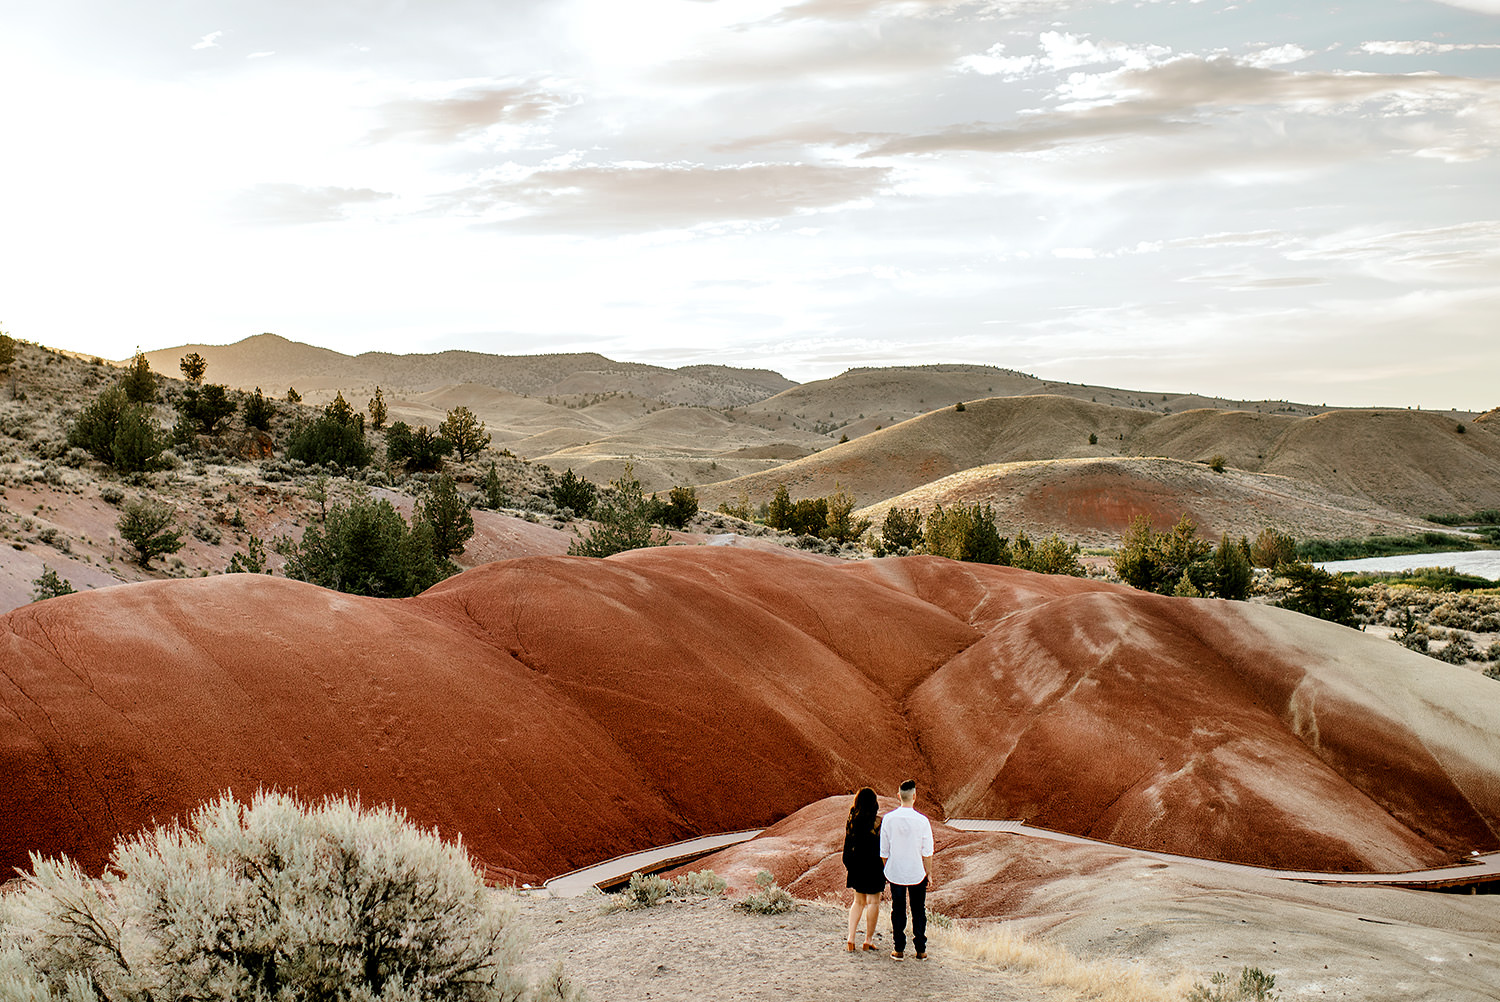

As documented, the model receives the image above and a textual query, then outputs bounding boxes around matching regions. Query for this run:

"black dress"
[843,824,886,894]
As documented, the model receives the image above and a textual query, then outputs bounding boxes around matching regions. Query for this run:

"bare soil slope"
[4,550,1496,886]
[857,457,1446,547]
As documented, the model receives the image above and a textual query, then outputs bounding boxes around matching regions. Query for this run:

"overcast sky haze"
[1,0,1497,408]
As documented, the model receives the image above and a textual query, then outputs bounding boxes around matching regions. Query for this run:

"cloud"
[1428,0,1500,13]
[368,85,567,143]
[192,31,223,51]
[227,184,392,225]
[858,55,1500,160]
[857,105,1195,157]
[445,162,892,232]
[1360,40,1500,55]
[960,31,1172,78]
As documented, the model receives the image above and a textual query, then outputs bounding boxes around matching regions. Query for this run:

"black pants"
[890,877,927,954]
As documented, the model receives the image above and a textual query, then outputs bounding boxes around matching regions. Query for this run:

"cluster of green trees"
[279,476,474,597]
[879,502,1085,575]
[565,465,700,557]
[68,352,282,471]
[1112,515,1254,600]
[1112,517,1360,625]
[764,484,869,543]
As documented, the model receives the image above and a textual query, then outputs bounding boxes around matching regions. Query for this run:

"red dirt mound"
[2,550,1496,884]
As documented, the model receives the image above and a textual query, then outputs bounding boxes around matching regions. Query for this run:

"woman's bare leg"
[847,893,861,946]
[862,894,880,944]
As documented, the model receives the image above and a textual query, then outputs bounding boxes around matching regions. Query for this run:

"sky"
[1,0,1497,409]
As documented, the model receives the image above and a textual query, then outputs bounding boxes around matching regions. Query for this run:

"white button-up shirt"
[879,805,933,885]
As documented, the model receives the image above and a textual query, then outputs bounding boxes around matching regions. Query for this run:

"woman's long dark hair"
[846,786,880,837]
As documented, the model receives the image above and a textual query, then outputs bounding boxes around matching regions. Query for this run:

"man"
[879,779,934,960]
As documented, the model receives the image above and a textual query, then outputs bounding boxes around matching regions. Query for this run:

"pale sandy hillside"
[699,395,1159,508]
[1255,409,1500,515]
[857,457,1448,548]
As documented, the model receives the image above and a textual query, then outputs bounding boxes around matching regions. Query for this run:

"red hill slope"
[2,550,1496,883]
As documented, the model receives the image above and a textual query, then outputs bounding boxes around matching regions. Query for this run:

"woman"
[842,786,885,951]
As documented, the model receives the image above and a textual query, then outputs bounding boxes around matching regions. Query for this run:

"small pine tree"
[225,536,268,573]
[179,352,207,384]
[0,330,17,373]
[766,484,793,531]
[31,565,76,601]
[325,390,361,428]
[824,487,870,544]
[440,405,490,461]
[243,387,275,431]
[117,498,184,567]
[550,469,598,517]
[1089,432,1098,445]
[419,473,475,560]
[120,349,156,403]
[481,461,507,509]
[286,386,302,403]
[568,463,669,557]
[368,386,388,430]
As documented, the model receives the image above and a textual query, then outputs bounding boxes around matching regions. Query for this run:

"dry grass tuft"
[932,920,1192,1002]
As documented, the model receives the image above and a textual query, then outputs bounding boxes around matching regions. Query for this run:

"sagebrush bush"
[1188,966,1280,1001]
[735,870,796,915]
[0,791,580,1001]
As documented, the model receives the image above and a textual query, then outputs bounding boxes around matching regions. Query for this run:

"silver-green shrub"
[0,790,574,1001]
[735,870,796,915]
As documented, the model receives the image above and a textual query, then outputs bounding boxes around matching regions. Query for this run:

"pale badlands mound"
[700,397,1500,520]
[2,550,1497,886]
[700,395,1156,508]
[857,457,1444,548]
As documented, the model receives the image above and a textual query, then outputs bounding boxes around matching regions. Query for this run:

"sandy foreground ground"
[512,894,1069,1002]
[509,873,1500,1002]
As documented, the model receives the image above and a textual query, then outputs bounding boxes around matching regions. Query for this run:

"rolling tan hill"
[699,396,1500,523]
[698,395,1163,509]
[856,457,1447,548]
[733,363,1332,443]
[4,549,1496,885]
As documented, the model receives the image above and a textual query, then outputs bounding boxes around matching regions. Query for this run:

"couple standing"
[842,780,934,960]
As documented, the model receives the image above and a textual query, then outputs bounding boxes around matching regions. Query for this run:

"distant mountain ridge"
[141,335,796,409]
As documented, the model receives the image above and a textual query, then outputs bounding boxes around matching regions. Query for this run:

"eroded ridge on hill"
[2,549,1496,884]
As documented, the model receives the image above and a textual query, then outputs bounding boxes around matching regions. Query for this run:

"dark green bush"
[176,383,237,435]
[281,492,448,596]
[880,506,923,552]
[550,468,598,517]
[286,415,373,470]
[243,387,275,431]
[1275,562,1358,627]
[385,422,452,472]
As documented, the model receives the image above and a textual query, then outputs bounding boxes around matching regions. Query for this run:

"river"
[1317,550,1500,581]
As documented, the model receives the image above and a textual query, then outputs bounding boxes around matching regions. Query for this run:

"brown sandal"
[845,941,856,952]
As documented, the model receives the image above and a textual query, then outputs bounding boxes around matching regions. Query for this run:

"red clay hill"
[2,549,1496,883]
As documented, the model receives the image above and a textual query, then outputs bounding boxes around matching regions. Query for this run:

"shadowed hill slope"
[3,550,1496,884]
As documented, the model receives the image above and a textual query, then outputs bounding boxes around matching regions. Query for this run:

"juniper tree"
[117,498,184,566]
